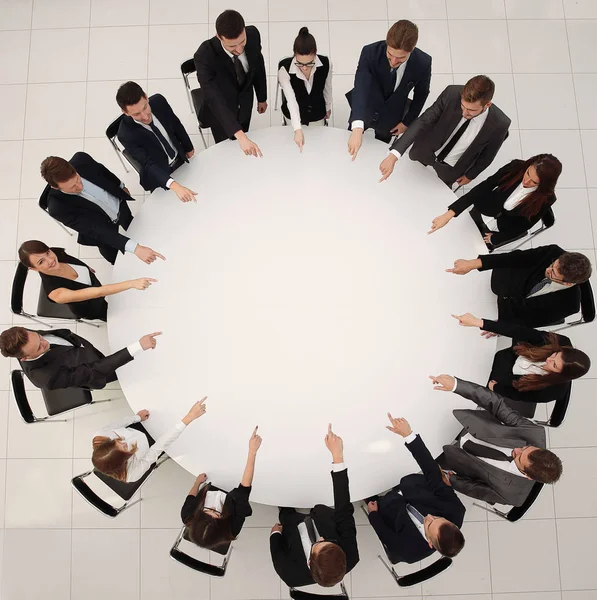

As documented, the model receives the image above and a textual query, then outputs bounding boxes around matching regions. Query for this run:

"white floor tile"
[581,130,597,188]
[0,199,18,260]
[549,379,597,448]
[417,19,453,74]
[2,529,71,600]
[5,458,72,528]
[0,262,17,323]
[328,0,387,21]
[0,391,8,456]
[567,20,597,73]
[509,20,571,73]
[208,0,269,23]
[388,0,446,19]
[553,447,597,518]
[558,517,597,590]
[489,519,561,593]
[564,0,597,18]
[0,0,33,30]
[0,141,23,199]
[28,28,89,83]
[505,0,564,19]
[0,336,12,391]
[538,189,593,248]
[91,0,149,26]
[246,500,279,527]
[0,30,30,84]
[85,80,131,137]
[562,592,597,600]
[0,84,26,141]
[493,593,562,600]
[487,485,556,522]
[71,528,141,599]
[150,0,208,25]
[423,73,455,111]
[32,0,90,28]
[269,0,328,22]
[447,0,505,19]
[574,74,597,129]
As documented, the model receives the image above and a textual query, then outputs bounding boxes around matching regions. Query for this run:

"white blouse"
[503,182,537,212]
[513,356,547,376]
[71,263,92,286]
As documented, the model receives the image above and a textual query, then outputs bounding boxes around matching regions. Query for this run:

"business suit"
[269,468,359,588]
[347,43,432,142]
[478,244,582,327]
[368,435,465,564]
[443,378,545,506]
[117,94,194,192]
[194,26,267,143]
[44,152,134,265]
[449,160,556,247]
[19,328,134,390]
[390,85,511,186]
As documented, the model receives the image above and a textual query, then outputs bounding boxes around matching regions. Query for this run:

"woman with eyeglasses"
[277,27,332,151]
[18,240,156,321]
[181,426,262,552]
[452,313,590,403]
[428,155,562,250]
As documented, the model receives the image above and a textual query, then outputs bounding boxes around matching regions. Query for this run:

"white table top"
[108,126,497,507]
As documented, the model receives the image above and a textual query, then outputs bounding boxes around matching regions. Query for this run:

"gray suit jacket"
[390,85,511,182]
[444,378,546,507]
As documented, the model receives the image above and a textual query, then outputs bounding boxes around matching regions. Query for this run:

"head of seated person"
[19,240,62,277]
[513,446,562,484]
[186,486,235,551]
[116,81,153,125]
[40,156,83,194]
[0,326,51,361]
[513,334,590,391]
[309,540,347,587]
[460,75,495,121]
[92,436,137,481]
[545,252,592,287]
[215,9,246,56]
[424,516,465,558]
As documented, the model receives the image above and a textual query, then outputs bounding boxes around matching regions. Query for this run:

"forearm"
[240,452,257,487]
[52,281,133,304]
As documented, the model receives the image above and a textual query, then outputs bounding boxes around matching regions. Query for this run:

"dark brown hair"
[386,20,418,52]
[310,542,347,587]
[92,437,137,482]
[513,333,590,391]
[40,156,76,187]
[525,448,562,483]
[498,154,562,219]
[116,81,146,111]
[216,9,245,39]
[462,75,495,105]
[18,240,51,268]
[558,252,592,284]
[435,522,465,558]
[185,485,235,551]
[293,27,317,55]
[0,327,30,358]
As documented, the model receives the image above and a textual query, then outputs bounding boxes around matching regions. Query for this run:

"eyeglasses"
[295,61,316,68]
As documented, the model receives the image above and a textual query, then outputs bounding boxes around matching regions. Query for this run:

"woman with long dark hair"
[429,154,562,248]
[181,426,262,551]
[277,27,332,151]
[18,240,155,321]
[452,313,590,403]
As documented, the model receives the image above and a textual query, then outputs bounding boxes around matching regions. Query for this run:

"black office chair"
[289,582,349,599]
[10,262,100,328]
[180,59,209,149]
[106,116,142,174]
[38,184,74,237]
[504,381,572,428]
[549,280,595,332]
[170,526,233,576]
[473,481,545,523]
[11,369,109,424]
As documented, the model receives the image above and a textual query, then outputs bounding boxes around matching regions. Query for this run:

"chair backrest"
[541,205,555,229]
[10,262,28,315]
[39,184,51,211]
[289,582,348,599]
[506,481,544,522]
[397,556,452,587]
[106,115,124,141]
[170,526,232,577]
[548,382,572,427]
[180,58,196,76]
[10,370,36,424]
[579,280,595,323]
[71,473,121,517]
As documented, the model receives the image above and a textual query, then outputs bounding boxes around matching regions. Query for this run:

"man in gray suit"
[429,374,562,507]
[379,76,510,187]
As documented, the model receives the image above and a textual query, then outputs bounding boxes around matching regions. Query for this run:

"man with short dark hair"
[347,20,432,159]
[194,10,267,156]
[40,153,164,265]
[447,244,593,327]
[365,414,465,563]
[0,326,161,390]
[269,424,359,588]
[379,75,511,186]
[430,375,563,506]
[116,81,197,202]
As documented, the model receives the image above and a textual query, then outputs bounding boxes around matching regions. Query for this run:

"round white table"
[108,126,496,507]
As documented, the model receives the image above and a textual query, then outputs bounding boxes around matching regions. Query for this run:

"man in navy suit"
[347,20,432,160]
[116,81,197,202]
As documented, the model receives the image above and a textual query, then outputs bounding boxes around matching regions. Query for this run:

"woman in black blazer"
[453,312,590,403]
[181,426,261,552]
[19,240,155,321]
[429,154,562,248]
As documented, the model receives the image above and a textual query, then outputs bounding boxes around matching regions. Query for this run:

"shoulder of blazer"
[362,40,386,60]
[486,103,511,131]
[69,152,96,171]
[245,25,261,46]
[409,47,432,70]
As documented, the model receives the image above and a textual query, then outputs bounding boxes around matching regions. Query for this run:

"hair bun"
[298,26,309,36]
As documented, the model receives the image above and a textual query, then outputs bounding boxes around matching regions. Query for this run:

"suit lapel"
[453,410,528,448]
[212,37,238,84]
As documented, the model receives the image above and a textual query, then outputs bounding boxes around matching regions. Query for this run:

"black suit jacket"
[478,244,582,327]
[19,328,134,390]
[347,43,431,133]
[117,94,193,192]
[194,26,267,139]
[45,152,134,254]
[449,160,556,246]
[368,435,465,564]
[269,469,359,588]
[391,85,511,182]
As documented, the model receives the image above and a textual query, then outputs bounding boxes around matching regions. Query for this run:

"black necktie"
[148,120,175,160]
[463,440,513,462]
[304,515,318,543]
[233,55,246,88]
[528,277,551,297]
[390,67,398,92]
[436,119,471,162]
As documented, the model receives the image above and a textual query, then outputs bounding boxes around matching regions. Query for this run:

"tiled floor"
[0,0,596,599]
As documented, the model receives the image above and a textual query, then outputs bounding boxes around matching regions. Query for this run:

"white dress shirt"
[527,279,569,298]
[22,337,143,362]
[70,263,92,287]
[298,518,321,564]
[277,56,333,132]
[220,42,249,72]
[513,357,547,376]
[205,490,227,512]
[503,182,537,212]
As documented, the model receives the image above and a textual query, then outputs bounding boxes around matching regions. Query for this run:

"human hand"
[428,210,455,234]
[348,129,363,161]
[134,244,166,265]
[129,277,158,291]
[183,396,207,424]
[257,101,268,114]
[171,182,198,203]
[271,523,283,534]
[451,312,483,328]
[440,469,453,486]
[488,380,497,391]
[238,134,263,157]
[249,425,262,455]
[139,331,162,350]
[483,232,493,244]
[325,109,331,119]
[379,154,398,182]
[325,423,344,463]
[386,413,412,437]
[390,122,407,135]
[481,330,498,339]
[195,473,207,485]
[294,129,305,153]
[367,500,378,513]
[123,186,131,197]
[186,149,195,159]
[446,258,479,275]
[136,409,150,421]
[456,175,471,186]
[429,374,456,392]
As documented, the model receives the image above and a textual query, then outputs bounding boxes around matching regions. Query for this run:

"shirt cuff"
[175,421,187,432]
[351,120,364,131]
[124,239,138,254]
[133,414,142,423]
[126,341,143,357]
[332,462,346,472]
[166,178,174,189]
[119,181,125,189]
[452,377,458,393]
[404,432,418,445]
[270,530,282,536]
[390,149,401,159]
